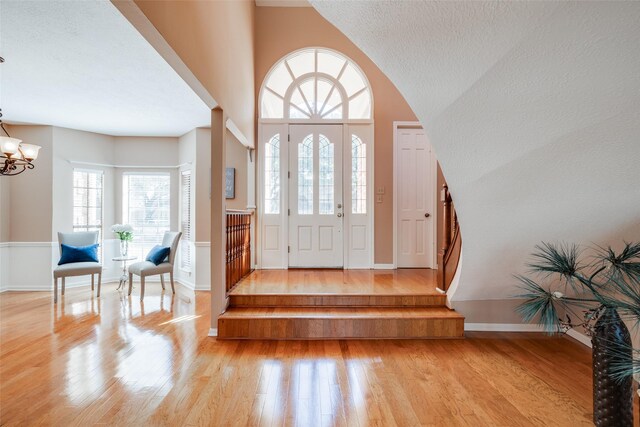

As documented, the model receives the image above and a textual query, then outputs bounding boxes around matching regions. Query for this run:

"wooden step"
[228,293,447,307]
[217,307,464,340]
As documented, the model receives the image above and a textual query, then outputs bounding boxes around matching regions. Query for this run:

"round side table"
[112,256,137,290]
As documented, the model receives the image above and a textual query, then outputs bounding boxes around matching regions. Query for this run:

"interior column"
[210,107,226,335]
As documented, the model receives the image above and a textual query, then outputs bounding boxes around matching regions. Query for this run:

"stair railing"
[437,184,461,292]
[226,210,253,294]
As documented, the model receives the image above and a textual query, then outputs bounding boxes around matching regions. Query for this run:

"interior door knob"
[425,213,430,218]
[337,213,343,217]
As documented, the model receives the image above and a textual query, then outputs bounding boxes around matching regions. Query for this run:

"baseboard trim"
[465,323,545,332]
[566,329,592,348]
[373,264,395,270]
[208,328,218,337]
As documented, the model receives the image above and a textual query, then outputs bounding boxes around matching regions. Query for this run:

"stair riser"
[229,294,446,307]
[218,317,464,339]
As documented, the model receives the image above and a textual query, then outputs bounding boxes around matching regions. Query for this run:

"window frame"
[259,47,374,123]
[180,170,192,272]
[122,172,172,262]
[72,168,104,259]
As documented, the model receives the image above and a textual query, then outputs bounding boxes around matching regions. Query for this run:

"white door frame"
[257,121,374,269]
[392,121,438,269]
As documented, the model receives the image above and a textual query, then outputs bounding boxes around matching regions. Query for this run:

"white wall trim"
[208,328,218,337]
[226,118,251,148]
[6,242,53,247]
[392,121,438,270]
[566,329,592,348]
[465,323,545,332]
[373,263,394,270]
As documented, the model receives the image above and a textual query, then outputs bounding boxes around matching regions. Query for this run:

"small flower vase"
[119,240,129,257]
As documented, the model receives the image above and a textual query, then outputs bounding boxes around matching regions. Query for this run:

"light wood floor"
[0,281,618,426]
[231,269,441,295]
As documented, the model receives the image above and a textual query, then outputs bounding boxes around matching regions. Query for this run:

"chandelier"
[0,109,41,176]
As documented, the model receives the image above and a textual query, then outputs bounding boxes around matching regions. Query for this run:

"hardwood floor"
[0,281,610,426]
[231,269,441,295]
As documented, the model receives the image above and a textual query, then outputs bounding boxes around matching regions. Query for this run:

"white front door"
[288,125,343,267]
[396,127,435,268]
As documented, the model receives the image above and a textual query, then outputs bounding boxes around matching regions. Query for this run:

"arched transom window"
[260,48,372,121]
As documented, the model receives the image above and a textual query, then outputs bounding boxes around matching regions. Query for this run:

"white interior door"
[288,125,343,267]
[396,127,435,268]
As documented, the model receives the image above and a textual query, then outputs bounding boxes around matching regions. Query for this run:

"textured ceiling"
[310,1,640,301]
[0,0,210,137]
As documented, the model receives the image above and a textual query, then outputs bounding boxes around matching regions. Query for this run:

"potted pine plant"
[516,242,640,427]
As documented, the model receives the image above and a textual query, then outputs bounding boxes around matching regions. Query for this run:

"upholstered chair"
[53,231,102,303]
[128,231,182,300]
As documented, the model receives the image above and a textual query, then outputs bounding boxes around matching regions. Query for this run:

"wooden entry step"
[217,306,464,340]
[228,293,447,308]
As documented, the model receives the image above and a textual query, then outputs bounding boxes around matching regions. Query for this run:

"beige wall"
[0,176,10,242]
[5,125,185,243]
[225,131,248,211]
[5,125,54,242]
[133,0,255,145]
[194,128,211,242]
[52,127,116,240]
[178,127,212,242]
[255,7,418,264]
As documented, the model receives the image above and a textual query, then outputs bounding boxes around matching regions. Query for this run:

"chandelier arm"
[0,122,10,138]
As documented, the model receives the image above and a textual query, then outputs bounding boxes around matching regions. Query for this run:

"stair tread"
[220,306,464,319]
[230,292,443,296]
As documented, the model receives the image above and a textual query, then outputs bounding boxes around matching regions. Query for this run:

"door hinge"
[288,171,290,179]
[288,208,290,216]
[288,246,290,253]
[288,134,290,142]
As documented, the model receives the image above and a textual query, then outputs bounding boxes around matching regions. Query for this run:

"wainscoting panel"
[195,242,211,291]
[0,243,9,292]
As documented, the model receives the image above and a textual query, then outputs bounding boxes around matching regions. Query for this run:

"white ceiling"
[311,1,640,301]
[0,0,211,137]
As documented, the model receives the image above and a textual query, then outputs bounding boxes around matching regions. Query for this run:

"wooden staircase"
[218,282,464,340]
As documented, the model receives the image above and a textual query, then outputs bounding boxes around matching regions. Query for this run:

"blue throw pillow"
[58,243,100,265]
[146,245,170,265]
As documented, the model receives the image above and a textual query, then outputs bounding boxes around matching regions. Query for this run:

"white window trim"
[180,170,192,273]
[259,47,374,123]
[72,168,104,260]
[122,172,172,261]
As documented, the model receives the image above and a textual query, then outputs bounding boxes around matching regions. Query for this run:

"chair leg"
[53,277,58,304]
[128,273,133,296]
[91,274,95,291]
[140,276,145,300]
[61,277,66,295]
[160,274,166,291]
[97,272,102,298]
[170,271,175,294]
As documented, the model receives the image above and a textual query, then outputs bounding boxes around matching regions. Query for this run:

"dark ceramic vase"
[591,307,633,427]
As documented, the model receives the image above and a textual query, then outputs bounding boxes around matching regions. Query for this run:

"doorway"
[394,123,437,269]
[288,125,344,267]
[258,48,374,270]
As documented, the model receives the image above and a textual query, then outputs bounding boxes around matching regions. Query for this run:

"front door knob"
[425,213,430,218]
[337,213,343,218]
